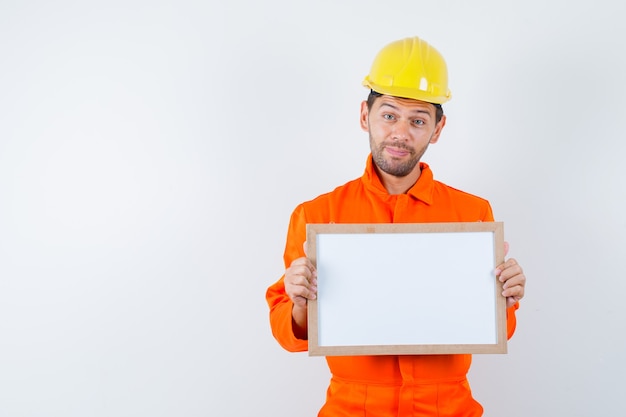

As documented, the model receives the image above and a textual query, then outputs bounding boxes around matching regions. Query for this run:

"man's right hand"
[284,257,317,309]
[284,256,317,339]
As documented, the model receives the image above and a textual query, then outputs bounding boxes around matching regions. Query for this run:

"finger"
[502,275,524,299]
[506,296,522,308]
[291,285,317,300]
[499,267,524,286]
[290,256,316,272]
[495,258,520,280]
[287,258,316,277]
[289,272,318,290]
[290,256,312,268]
[285,279,318,302]
[502,270,526,289]
[287,264,317,286]
[502,279,524,294]
[285,265,317,292]
[503,286,524,303]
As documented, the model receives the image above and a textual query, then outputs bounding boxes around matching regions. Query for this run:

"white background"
[0,1,624,416]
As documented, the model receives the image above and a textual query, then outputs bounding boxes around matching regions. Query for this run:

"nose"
[391,120,411,141]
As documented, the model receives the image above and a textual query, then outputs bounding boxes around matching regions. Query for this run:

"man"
[266,36,526,417]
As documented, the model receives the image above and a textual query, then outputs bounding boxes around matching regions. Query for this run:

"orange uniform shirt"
[266,156,519,417]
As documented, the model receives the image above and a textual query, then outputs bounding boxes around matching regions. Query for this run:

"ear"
[429,114,446,144]
[359,101,369,132]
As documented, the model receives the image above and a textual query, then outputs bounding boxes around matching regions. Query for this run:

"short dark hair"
[366,90,444,124]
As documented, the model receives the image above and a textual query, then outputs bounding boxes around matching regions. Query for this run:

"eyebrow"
[379,103,432,116]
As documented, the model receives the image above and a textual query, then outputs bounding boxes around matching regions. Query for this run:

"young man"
[266,36,526,417]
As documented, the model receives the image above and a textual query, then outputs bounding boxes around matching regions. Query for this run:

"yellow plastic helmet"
[362,36,452,104]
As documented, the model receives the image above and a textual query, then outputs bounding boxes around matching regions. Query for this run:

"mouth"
[384,145,413,158]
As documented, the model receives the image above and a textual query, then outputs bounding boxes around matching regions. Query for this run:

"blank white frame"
[306,222,507,356]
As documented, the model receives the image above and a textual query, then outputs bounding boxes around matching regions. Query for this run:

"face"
[360,95,446,178]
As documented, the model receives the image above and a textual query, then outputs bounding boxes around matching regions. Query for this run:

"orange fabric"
[266,156,519,416]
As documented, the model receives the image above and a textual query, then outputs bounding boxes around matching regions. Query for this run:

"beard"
[370,136,429,178]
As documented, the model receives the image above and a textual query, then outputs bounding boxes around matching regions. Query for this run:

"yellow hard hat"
[362,36,452,104]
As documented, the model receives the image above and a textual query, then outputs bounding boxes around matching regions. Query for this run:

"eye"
[383,114,395,120]
[413,119,425,126]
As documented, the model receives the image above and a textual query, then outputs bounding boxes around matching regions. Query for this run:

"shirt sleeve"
[506,302,519,339]
[265,205,309,352]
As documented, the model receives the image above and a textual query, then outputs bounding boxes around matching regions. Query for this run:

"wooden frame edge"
[306,222,507,356]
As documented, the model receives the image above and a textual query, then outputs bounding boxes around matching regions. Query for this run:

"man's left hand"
[496,242,526,308]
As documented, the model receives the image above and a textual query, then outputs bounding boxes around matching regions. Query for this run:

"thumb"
[303,241,308,257]
[504,241,510,257]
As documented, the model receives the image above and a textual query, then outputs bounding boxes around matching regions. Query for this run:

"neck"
[375,164,422,195]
